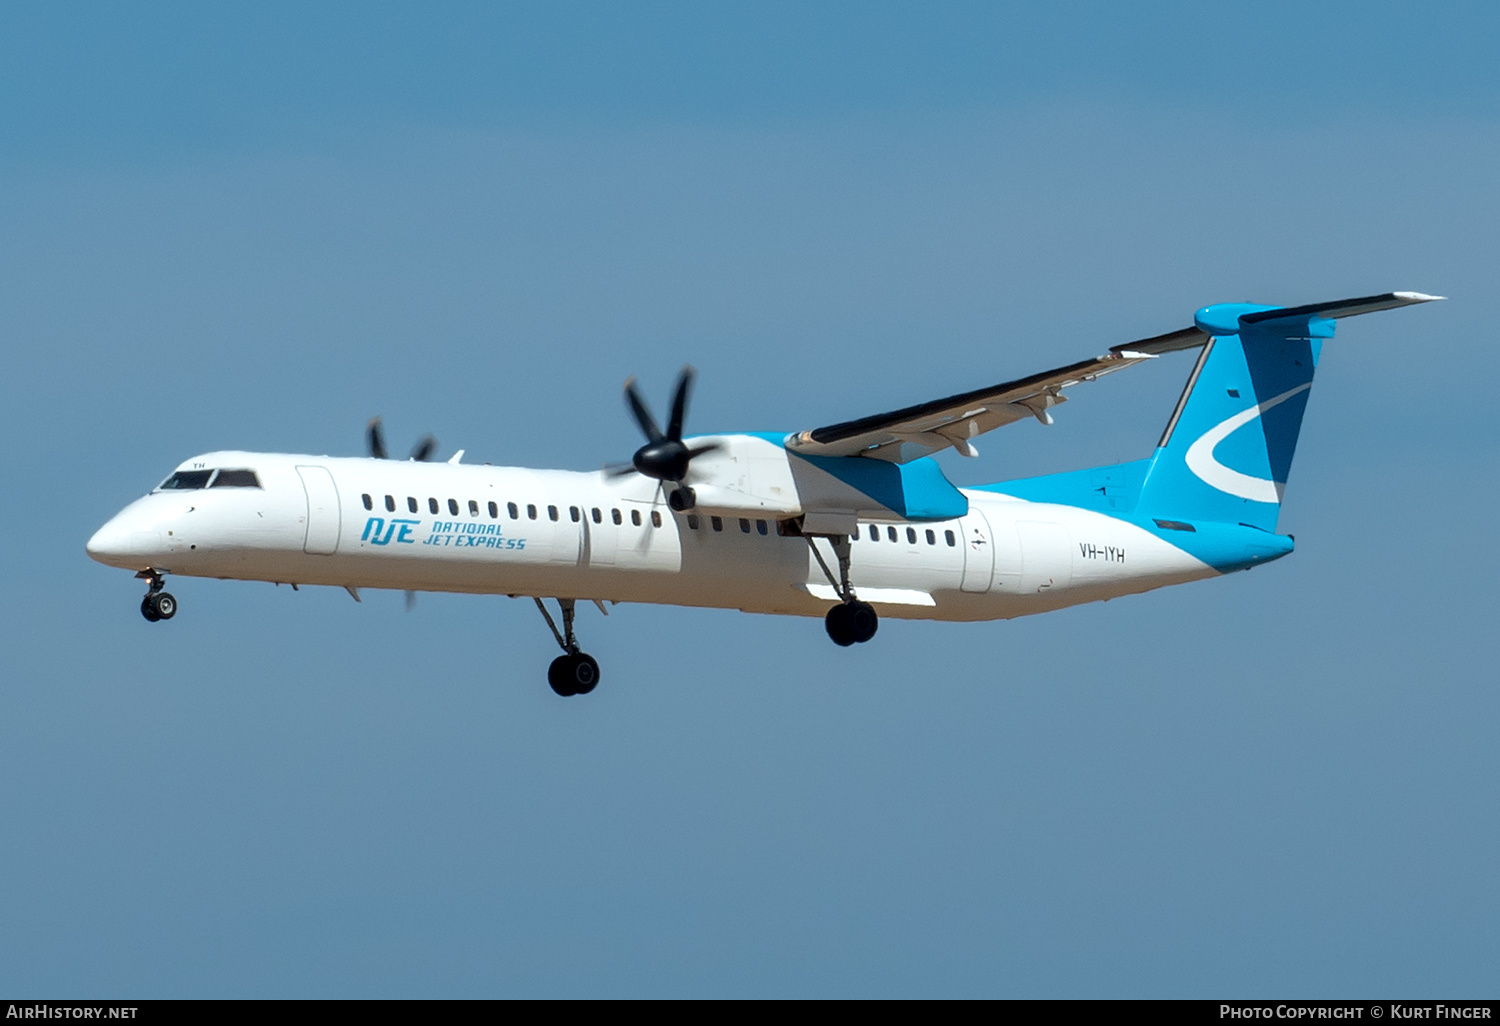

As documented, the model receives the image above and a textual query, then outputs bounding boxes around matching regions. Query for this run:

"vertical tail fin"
[1138,294,1440,531]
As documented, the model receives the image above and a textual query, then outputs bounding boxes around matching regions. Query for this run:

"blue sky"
[2,2,1497,997]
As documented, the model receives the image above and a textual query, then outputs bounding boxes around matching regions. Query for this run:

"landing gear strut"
[807,535,878,647]
[136,569,176,623]
[534,598,601,697]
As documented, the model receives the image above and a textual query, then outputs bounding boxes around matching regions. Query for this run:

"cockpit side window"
[210,469,261,488]
[159,470,213,490]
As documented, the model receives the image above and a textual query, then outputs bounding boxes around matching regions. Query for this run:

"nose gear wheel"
[135,568,177,622]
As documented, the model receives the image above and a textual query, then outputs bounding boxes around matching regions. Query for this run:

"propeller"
[609,367,718,487]
[366,417,438,462]
[365,418,436,612]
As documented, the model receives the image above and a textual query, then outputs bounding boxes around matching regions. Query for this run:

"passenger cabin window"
[631,509,641,527]
[448,499,459,516]
[651,510,662,528]
[160,470,213,490]
[211,469,261,488]
[508,502,519,519]
[408,497,419,513]
[906,527,917,544]
[528,504,538,520]
[592,508,602,523]
[362,493,373,510]
[945,530,956,546]
[711,516,723,532]
[570,506,581,522]
[469,500,480,517]
[739,518,751,534]
[887,526,898,542]
[868,525,879,542]
[385,495,396,512]
[687,514,700,530]
[611,508,622,525]
[429,498,439,515]
[488,501,499,518]
[757,520,768,535]
[549,505,559,522]
[926,529,936,545]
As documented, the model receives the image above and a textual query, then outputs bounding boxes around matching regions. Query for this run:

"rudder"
[1138,303,1329,533]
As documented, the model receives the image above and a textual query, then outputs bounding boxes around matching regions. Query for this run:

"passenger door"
[959,508,995,593]
[295,465,341,555]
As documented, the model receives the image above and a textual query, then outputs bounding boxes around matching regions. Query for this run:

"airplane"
[86,292,1441,696]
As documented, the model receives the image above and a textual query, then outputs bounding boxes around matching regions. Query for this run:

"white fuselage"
[87,447,1221,623]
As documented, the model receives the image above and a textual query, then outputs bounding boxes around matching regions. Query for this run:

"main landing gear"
[825,600,878,647]
[806,534,879,647]
[136,569,177,622]
[534,598,601,697]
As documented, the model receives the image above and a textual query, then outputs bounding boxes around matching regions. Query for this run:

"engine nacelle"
[680,434,969,525]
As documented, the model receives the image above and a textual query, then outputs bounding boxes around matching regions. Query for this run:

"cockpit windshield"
[159,470,213,490]
[157,468,261,491]
[210,469,261,488]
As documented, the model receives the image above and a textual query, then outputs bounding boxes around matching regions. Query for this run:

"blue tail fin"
[1138,302,1333,532]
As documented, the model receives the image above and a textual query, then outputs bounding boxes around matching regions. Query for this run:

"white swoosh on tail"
[1183,383,1312,503]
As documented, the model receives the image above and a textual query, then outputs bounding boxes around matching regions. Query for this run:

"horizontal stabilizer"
[1239,291,1444,324]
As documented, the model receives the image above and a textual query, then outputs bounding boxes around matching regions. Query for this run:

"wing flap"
[787,351,1155,462]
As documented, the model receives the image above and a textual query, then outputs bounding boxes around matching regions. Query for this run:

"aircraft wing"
[783,326,1208,463]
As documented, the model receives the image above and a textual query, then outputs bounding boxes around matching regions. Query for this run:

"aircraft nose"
[86,517,136,566]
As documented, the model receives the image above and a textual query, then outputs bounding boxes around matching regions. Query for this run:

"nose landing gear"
[136,569,177,622]
[534,597,602,697]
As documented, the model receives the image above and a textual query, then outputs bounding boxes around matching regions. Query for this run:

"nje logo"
[361,517,419,546]
[359,517,528,550]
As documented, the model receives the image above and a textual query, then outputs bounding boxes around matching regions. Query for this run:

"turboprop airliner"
[87,292,1440,696]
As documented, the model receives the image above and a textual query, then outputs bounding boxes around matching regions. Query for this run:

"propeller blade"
[603,462,638,478]
[666,365,696,441]
[684,441,720,459]
[623,377,664,444]
[367,417,388,459]
[405,590,417,612]
[409,434,438,462]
